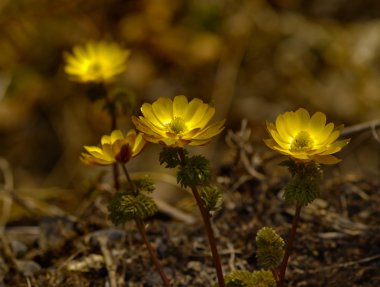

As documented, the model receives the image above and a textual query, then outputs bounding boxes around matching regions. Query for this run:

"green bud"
[282,160,323,206]
[251,270,276,287]
[108,193,158,225]
[223,270,255,287]
[256,227,285,269]
[218,270,276,287]
[133,175,155,193]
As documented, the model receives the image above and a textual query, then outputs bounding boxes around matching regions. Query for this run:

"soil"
[2,159,380,287]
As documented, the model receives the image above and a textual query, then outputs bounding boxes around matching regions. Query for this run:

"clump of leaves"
[256,227,285,269]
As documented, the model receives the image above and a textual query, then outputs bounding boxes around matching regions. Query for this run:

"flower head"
[132,95,225,147]
[81,129,146,166]
[64,41,130,83]
[264,108,350,164]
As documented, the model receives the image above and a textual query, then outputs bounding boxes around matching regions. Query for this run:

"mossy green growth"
[177,154,211,188]
[133,175,155,193]
[281,160,322,206]
[215,270,276,287]
[256,227,285,269]
[108,193,158,224]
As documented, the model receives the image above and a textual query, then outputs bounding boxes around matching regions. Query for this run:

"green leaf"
[217,270,276,287]
[283,161,323,206]
[108,193,158,225]
[159,147,186,168]
[256,227,285,269]
[133,175,155,193]
[199,185,223,213]
[177,155,211,188]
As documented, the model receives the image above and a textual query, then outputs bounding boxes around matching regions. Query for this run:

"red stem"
[135,219,172,287]
[278,204,302,287]
[178,148,225,287]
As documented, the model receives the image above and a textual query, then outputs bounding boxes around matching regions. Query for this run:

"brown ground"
[2,142,380,287]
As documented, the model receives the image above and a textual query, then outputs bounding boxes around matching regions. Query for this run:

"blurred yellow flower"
[264,108,350,164]
[81,130,146,166]
[132,95,225,147]
[64,41,130,83]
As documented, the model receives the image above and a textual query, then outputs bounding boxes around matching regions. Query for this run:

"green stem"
[135,218,172,287]
[178,148,225,287]
[278,204,302,287]
[120,164,172,286]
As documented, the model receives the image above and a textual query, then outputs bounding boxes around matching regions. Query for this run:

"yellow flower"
[64,41,130,83]
[132,95,225,147]
[264,108,350,164]
[81,129,146,166]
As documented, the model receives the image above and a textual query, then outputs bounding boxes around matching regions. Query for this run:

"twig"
[98,236,118,287]
[308,254,380,273]
[0,157,14,234]
[341,119,380,137]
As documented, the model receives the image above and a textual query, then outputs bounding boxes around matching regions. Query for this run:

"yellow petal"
[101,135,112,145]
[173,95,188,118]
[188,104,212,129]
[307,112,326,137]
[132,133,146,156]
[111,130,124,143]
[184,98,205,122]
[152,97,173,124]
[316,123,335,144]
[83,146,104,157]
[124,129,136,146]
[275,114,292,142]
[191,119,225,140]
[141,103,165,127]
[311,155,341,164]
[188,138,212,146]
[81,153,113,166]
[295,108,310,130]
[266,122,291,149]
[263,138,278,150]
[282,111,300,136]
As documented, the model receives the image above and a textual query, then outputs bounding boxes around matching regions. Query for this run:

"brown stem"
[178,148,225,287]
[120,164,137,196]
[121,165,171,286]
[135,218,172,287]
[112,164,120,191]
[278,204,302,287]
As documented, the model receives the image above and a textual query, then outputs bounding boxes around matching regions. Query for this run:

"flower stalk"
[178,148,225,287]
[277,204,302,287]
[120,164,172,287]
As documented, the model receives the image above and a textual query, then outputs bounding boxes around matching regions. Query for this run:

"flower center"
[88,62,102,74]
[291,131,314,151]
[166,117,187,134]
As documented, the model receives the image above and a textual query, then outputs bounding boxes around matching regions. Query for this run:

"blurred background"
[0,0,380,214]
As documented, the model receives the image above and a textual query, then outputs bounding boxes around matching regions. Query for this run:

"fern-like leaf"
[199,185,223,213]
[108,193,158,225]
[177,155,211,188]
[256,227,285,269]
[216,270,276,287]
